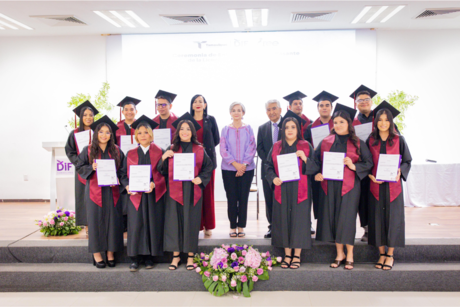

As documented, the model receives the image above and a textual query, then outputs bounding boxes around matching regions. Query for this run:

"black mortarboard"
[349,85,377,100]
[131,115,159,130]
[117,96,141,108]
[155,90,177,103]
[73,100,99,117]
[312,91,339,103]
[279,110,307,128]
[373,100,400,119]
[333,103,358,120]
[172,112,202,131]
[90,115,119,132]
[283,91,307,104]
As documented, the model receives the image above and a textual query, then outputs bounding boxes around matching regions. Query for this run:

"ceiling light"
[0,19,18,30]
[110,10,135,28]
[261,9,269,26]
[366,6,388,23]
[245,9,253,27]
[125,10,149,28]
[381,5,405,23]
[228,10,238,27]
[352,6,371,24]
[0,13,33,30]
[94,11,121,28]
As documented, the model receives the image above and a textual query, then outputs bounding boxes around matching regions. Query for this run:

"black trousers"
[262,175,274,229]
[222,169,254,229]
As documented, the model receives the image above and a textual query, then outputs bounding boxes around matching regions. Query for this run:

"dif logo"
[56,156,74,178]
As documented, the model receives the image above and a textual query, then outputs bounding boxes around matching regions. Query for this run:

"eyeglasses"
[157,103,169,108]
[356,98,371,104]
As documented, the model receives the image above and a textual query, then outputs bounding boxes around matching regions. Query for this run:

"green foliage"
[374,90,418,135]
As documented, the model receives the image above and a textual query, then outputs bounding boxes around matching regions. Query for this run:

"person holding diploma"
[264,115,319,269]
[76,115,125,269]
[314,104,373,270]
[65,100,99,228]
[190,94,220,236]
[153,90,178,142]
[283,91,311,136]
[366,106,412,271]
[220,102,256,237]
[158,114,213,271]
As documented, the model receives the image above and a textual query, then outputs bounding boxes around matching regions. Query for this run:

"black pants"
[222,169,254,229]
[262,175,274,229]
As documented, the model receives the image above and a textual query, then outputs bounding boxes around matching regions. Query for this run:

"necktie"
[273,122,279,144]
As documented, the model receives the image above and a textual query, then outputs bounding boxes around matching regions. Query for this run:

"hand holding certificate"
[154,128,171,150]
[311,124,330,148]
[322,152,345,180]
[129,165,151,192]
[276,153,300,182]
[96,159,118,186]
[354,122,373,142]
[120,135,138,155]
[173,153,195,181]
[376,154,401,182]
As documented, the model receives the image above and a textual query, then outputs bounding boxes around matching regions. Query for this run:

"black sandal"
[344,261,354,270]
[330,258,345,268]
[382,254,395,271]
[186,255,195,271]
[169,255,181,271]
[290,255,301,270]
[237,232,246,237]
[229,232,237,237]
[375,253,387,269]
[281,255,292,269]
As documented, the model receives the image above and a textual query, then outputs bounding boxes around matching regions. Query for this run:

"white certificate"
[129,165,151,192]
[376,154,401,182]
[75,130,91,152]
[276,153,300,182]
[311,124,330,148]
[120,135,138,155]
[173,153,195,181]
[96,159,118,186]
[322,152,345,181]
[154,128,171,150]
[354,122,373,142]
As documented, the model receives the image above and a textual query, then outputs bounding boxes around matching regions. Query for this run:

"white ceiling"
[1,0,460,37]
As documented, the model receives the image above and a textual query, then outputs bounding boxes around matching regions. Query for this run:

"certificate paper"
[322,152,345,181]
[120,135,138,155]
[129,165,151,192]
[376,154,401,182]
[354,122,373,142]
[154,128,171,150]
[311,124,330,148]
[75,130,91,152]
[276,153,300,182]
[96,159,118,186]
[173,153,195,181]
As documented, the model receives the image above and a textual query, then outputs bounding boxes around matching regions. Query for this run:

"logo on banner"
[56,156,74,178]
[194,41,207,49]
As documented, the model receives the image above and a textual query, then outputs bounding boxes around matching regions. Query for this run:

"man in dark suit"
[257,99,282,238]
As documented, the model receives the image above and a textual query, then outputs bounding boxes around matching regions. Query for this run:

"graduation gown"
[76,146,125,254]
[115,120,135,216]
[153,113,178,142]
[120,145,166,257]
[265,140,320,249]
[157,142,213,253]
[314,134,373,246]
[366,135,412,248]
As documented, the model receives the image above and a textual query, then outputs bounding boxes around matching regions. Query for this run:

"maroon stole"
[271,140,310,204]
[87,146,121,208]
[320,134,360,196]
[74,128,91,185]
[126,143,167,211]
[168,143,204,206]
[369,135,402,202]
[300,114,311,135]
[153,113,178,141]
[312,117,334,130]
[352,117,365,126]
[116,120,135,145]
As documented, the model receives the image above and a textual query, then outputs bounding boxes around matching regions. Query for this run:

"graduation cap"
[155,90,177,103]
[90,115,119,133]
[333,103,358,120]
[283,91,307,104]
[373,100,400,119]
[279,110,307,128]
[349,85,377,100]
[131,115,159,130]
[73,100,100,117]
[172,112,202,131]
[117,96,141,121]
[312,91,339,103]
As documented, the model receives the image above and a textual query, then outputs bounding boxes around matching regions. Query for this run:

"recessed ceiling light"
[261,9,269,26]
[352,6,372,24]
[366,6,388,23]
[0,13,33,30]
[381,5,405,23]
[94,11,121,28]
[228,9,268,28]
[126,11,149,28]
[0,19,18,30]
[228,10,239,27]
[110,11,135,28]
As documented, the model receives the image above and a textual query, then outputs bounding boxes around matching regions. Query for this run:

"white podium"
[42,142,76,211]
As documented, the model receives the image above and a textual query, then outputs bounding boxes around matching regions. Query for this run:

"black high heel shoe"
[169,254,181,271]
[93,255,106,269]
[106,252,116,268]
[186,255,195,271]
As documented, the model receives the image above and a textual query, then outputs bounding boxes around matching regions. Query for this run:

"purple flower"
[231,261,239,268]
[267,256,272,261]
[227,247,235,253]
[64,211,70,216]
[56,210,62,213]
[236,246,244,251]
[217,262,223,269]
[53,217,58,221]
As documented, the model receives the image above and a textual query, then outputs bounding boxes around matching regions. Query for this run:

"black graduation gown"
[76,146,125,254]
[116,122,133,216]
[157,142,213,253]
[367,136,412,248]
[65,130,87,226]
[265,141,320,249]
[314,135,373,246]
[120,147,165,257]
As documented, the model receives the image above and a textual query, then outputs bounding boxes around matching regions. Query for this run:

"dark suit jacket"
[257,119,282,178]
[201,115,220,170]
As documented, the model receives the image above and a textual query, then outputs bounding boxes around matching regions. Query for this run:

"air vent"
[415,8,460,19]
[161,15,208,25]
[291,11,337,23]
[30,15,87,26]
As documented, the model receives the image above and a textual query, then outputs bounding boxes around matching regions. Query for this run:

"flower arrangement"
[35,208,81,236]
[193,244,280,297]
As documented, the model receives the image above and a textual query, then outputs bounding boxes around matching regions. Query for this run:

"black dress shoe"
[310,226,316,235]
[145,259,154,269]
[264,230,271,238]
[361,232,368,242]
[93,256,106,269]
[129,261,140,272]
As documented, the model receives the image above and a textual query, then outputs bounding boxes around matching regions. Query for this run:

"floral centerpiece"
[35,208,81,236]
[193,244,280,297]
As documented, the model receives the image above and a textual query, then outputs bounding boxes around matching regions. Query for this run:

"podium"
[42,142,75,211]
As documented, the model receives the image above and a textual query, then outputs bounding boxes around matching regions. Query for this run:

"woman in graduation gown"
[76,116,125,269]
[264,116,320,269]
[158,116,213,271]
[314,104,373,270]
[65,101,99,227]
[366,108,411,271]
[120,116,167,272]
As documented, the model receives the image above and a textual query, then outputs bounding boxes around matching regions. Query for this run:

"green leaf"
[243,281,250,297]
[208,281,218,295]
[259,270,269,280]
[202,274,208,283]
[214,282,224,297]
[223,282,230,293]
[204,278,212,290]
[249,280,254,292]
[237,280,242,293]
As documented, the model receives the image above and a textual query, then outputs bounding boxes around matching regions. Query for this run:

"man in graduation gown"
[283,91,311,137]
[257,99,282,238]
[152,90,178,142]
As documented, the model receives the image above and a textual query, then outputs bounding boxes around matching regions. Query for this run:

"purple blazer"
[220,125,257,171]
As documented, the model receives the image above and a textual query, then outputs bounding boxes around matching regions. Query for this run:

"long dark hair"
[89,123,121,168]
[330,110,361,158]
[78,107,95,132]
[190,94,208,117]
[279,117,303,154]
[370,108,397,147]
[171,120,201,152]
